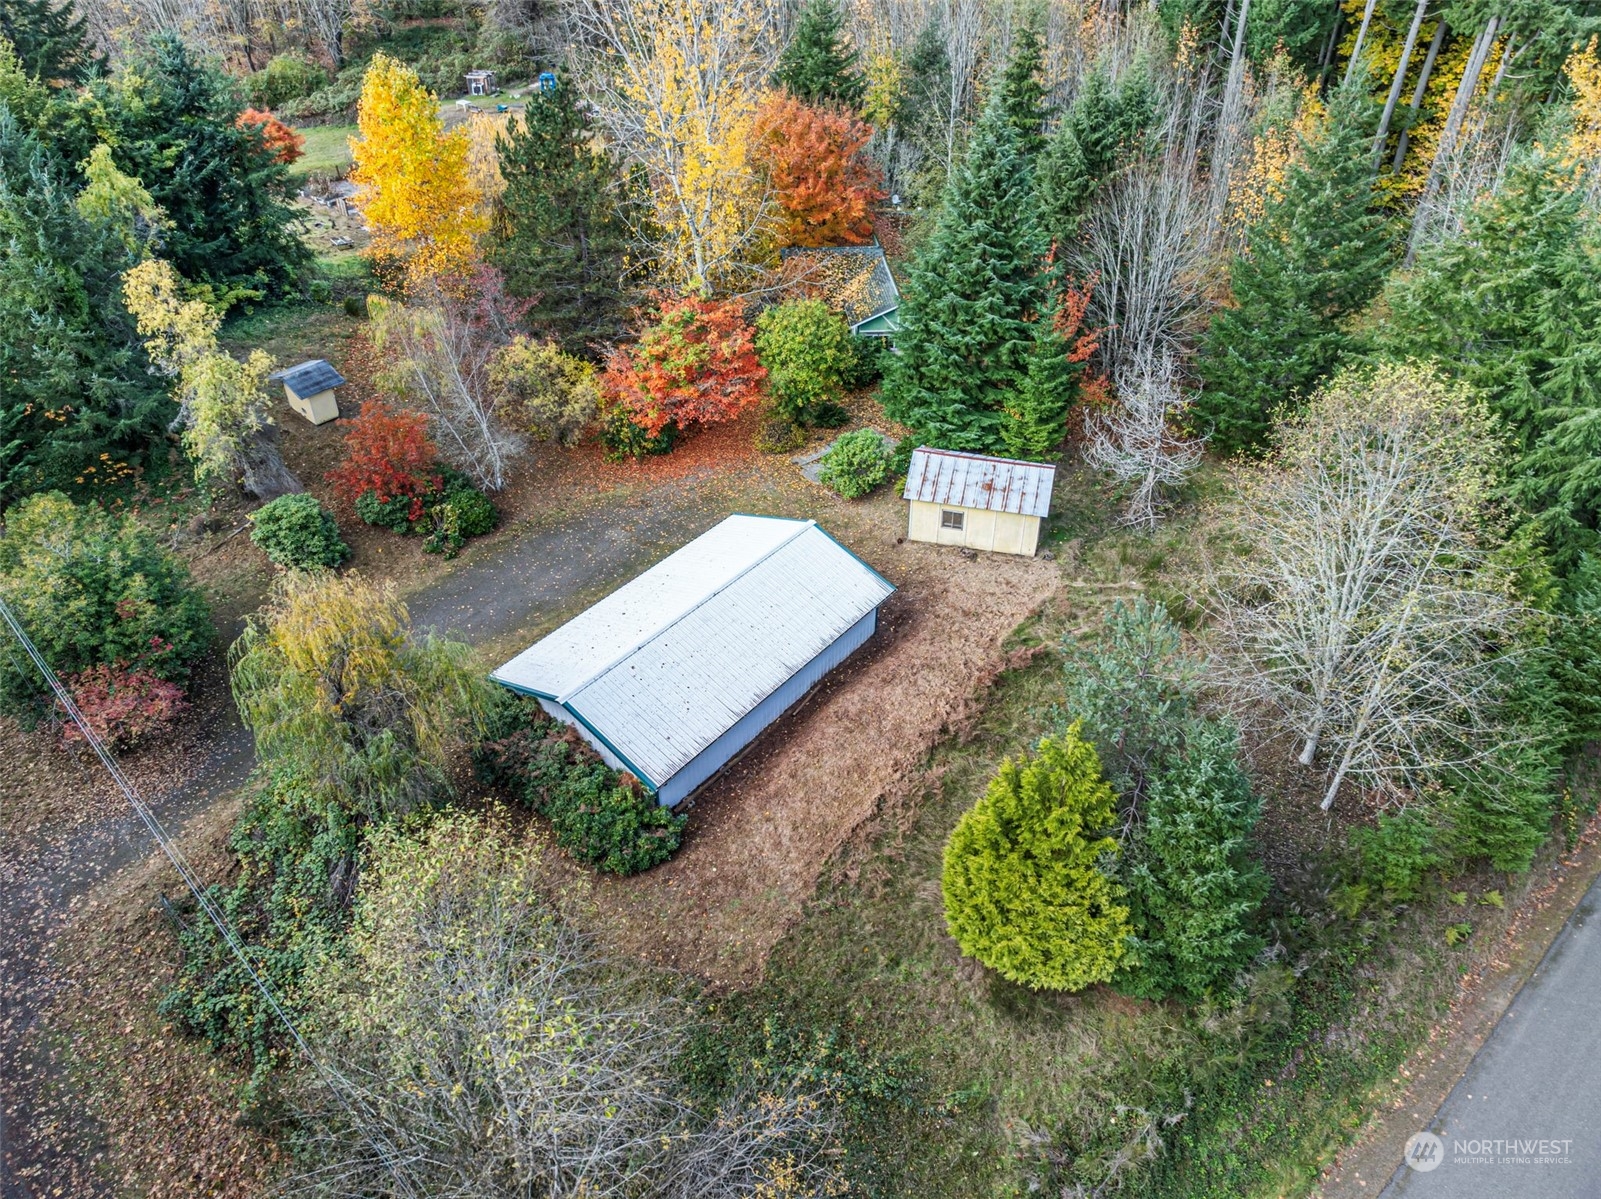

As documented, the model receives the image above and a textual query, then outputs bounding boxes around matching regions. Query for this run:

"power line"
[0,596,422,1199]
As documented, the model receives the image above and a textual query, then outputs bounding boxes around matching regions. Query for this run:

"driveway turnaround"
[1381,874,1601,1198]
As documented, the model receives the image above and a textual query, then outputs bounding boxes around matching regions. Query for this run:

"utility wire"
[0,596,422,1199]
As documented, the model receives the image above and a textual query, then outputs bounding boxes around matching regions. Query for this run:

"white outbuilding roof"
[903,447,1055,518]
[490,515,894,790]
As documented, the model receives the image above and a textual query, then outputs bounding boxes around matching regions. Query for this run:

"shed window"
[940,509,965,530]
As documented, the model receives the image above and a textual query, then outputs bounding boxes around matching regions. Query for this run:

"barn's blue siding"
[653,606,879,807]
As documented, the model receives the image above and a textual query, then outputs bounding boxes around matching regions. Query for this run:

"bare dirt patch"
[583,538,1061,989]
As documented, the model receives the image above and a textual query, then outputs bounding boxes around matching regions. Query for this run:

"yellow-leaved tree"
[572,0,776,292]
[350,54,485,291]
[122,259,301,498]
[1563,36,1601,174]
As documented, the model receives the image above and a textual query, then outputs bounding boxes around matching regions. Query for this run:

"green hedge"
[475,694,685,875]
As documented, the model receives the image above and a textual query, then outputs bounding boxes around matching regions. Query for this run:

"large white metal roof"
[490,515,894,788]
[903,447,1055,518]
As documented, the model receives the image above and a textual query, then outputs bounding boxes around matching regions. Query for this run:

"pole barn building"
[490,515,895,807]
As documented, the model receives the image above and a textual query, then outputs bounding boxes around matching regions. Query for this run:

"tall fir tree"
[87,35,307,298]
[1117,725,1268,1001]
[1379,153,1601,571]
[489,80,633,354]
[775,0,864,108]
[996,18,1048,159]
[1036,67,1154,246]
[1192,78,1394,455]
[0,109,168,507]
[881,97,1050,452]
[0,0,99,85]
[1001,301,1075,458]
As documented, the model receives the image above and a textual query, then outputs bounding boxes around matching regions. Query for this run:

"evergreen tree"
[89,35,307,299]
[489,80,633,354]
[0,109,169,508]
[1001,305,1075,458]
[0,0,98,85]
[1036,67,1153,246]
[1118,725,1268,1001]
[881,98,1049,452]
[775,0,864,108]
[996,18,1047,159]
[1192,78,1394,455]
[1379,153,1601,571]
[942,726,1132,992]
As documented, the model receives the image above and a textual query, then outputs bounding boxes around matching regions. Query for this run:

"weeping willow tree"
[229,572,491,817]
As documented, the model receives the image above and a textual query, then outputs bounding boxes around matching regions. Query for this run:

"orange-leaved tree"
[237,108,305,166]
[752,91,885,247]
[326,399,442,521]
[350,54,485,292]
[601,296,767,438]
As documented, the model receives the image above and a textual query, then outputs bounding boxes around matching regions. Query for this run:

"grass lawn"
[694,490,1496,1199]
[290,123,356,183]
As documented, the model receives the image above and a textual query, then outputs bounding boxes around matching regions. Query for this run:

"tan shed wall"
[285,385,340,425]
[906,500,1040,557]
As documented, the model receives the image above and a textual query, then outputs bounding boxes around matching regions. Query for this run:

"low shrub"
[818,429,892,499]
[600,404,678,461]
[490,336,601,447]
[162,765,360,1089]
[250,493,351,570]
[246,53,328,109]
[756,418,808,454]
[423,468,499,558]
[60,662,189,749]
[842,336,890,389]
[327,400,440,521]
[356,488,417,533]
[474,694,685,875]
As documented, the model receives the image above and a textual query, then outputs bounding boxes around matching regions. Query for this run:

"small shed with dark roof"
[902,447,1055,556]
[270,359,345,425]
[776,245,901,336]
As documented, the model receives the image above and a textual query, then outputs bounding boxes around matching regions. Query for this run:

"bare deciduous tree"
[368,268,528,492]
[1206,363,1526,812]
[280,816,847,1199]
[1075,115,1214,384]
[1082,349,1204,528]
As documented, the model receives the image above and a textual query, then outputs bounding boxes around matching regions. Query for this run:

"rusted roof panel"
[902,447,1055,518]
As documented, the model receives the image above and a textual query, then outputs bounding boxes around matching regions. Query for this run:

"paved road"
[1381,873,1601,1199]
[0,487,716,1199]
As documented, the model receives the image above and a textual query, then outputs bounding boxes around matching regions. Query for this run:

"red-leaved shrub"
[61,661,189,749]
[326,400,442,522]
[601,296,766,439]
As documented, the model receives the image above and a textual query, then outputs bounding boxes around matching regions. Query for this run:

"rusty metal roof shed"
[902,447,1055,518]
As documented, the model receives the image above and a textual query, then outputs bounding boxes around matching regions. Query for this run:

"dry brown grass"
[579,536,1061,988]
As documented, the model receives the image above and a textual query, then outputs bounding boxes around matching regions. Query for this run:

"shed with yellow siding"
[902,448,1054,557]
